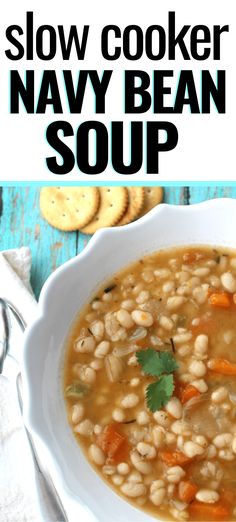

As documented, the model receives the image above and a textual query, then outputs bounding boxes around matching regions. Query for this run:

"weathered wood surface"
[0,186,235,298]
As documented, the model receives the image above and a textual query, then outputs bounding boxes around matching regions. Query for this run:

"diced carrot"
[208,291,231,308]
[159,450,192,467]
[178,481,198,503]
[189,500,230,521]
[183,252,205,264]
[97,423,128,462]
[221,489,235,505]
[208,358,236,376]
[180,384,201,404]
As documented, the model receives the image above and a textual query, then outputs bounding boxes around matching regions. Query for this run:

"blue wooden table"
[0,186,235,298]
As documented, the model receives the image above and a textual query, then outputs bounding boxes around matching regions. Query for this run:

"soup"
[64,246,236,521]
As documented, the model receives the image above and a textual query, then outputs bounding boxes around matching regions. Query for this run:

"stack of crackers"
[40,187,163,234]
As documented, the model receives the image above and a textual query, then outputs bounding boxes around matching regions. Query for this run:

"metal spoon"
[0,298,10,373]
[0,297,68,522]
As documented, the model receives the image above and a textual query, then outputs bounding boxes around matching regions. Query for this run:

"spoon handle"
[1,298,68,522]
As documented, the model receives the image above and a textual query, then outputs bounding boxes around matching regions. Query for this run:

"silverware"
[0,298,10,373]
[0,298,68,522]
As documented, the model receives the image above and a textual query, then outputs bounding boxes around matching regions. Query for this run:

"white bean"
[88,444,105,466]
[219,449,234,461]
[191,379,208,393]
[192,286,208,304]
[173,332,192,344]
[130,450,152,474]
[94,340,110,358]
[137,410,150,425]
[171,421,191,436]
[121,299,136,311]
[89,320,104,341]
[150,488,166,506]
[211,386,228,403]
[128,471,143,483]
[166,466,185,483]
[213,433,232,449]
[196,489,219,504]
[193,267,210,277]
[153,410,171,428]
[112,408,125,422]
[221,272,236,293]
[117,463,130,475]
[136,290,150,304]
[112,474,124,486]
[159,315,174,331]
[166,296,186,311]
[90,360,103,370]
[154,268,171,279]
[150,480,165,493]
[121,482,146,498]
[121,393,139,409]
[131,310,154,327]
[71,403,84,424]
[137,442,156,460]
[194,334,208,357]
[232,437,236,454]
[74,336,95,353]
[183,441,205,457]
[102,465,116,475]
[116,309,134,329]
[189,360,206,377]
[162,281,175,293]
[165,397,183,419]
[74,419,94,436]
[80,366,96,384]
[152,426,165,448]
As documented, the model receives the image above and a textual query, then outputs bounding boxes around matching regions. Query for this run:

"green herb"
[136,348,179,412]
[66,382,90,398]
[146,375,175,412]
[136,349,178,377]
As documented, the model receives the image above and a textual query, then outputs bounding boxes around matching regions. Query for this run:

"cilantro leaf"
[136,348,178,377]
[146,374,174,412]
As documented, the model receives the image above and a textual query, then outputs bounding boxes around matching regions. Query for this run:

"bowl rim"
[21,197,236,520]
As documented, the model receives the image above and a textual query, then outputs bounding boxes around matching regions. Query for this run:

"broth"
[64,246,236,521]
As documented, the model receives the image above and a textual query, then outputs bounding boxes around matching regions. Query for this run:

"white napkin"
[0,247,40,522]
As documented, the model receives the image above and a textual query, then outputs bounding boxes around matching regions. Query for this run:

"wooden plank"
[0,187,77,298]
[188,186,236,204]
[76,186,187,254]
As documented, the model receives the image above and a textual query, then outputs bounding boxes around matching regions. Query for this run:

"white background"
[0,0,235,182]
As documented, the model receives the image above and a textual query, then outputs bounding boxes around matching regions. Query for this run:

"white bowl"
[22,198,236,522]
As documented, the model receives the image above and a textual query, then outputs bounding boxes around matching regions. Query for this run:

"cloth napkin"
[0,247,42,522]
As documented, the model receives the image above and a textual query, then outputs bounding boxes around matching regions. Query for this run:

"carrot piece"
[221,489,235,505]
[159,451,192,467]
[208,291,231,308]
[189,500,230,521]
[180,384,201,404]
[183,252,205,264]
[97,423,128,462]
[208,357,236,376]
[178,481,198,503]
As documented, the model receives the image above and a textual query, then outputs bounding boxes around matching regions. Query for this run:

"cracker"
[117,187,145,226]
[81,187,128,234]
[139,187,163,217]
[40,187,100,231]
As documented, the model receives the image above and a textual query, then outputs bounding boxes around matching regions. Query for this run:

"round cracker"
[81,187,128,234]
[40,187,100,231]
[139,187,163,217]
[117,187,145,226]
